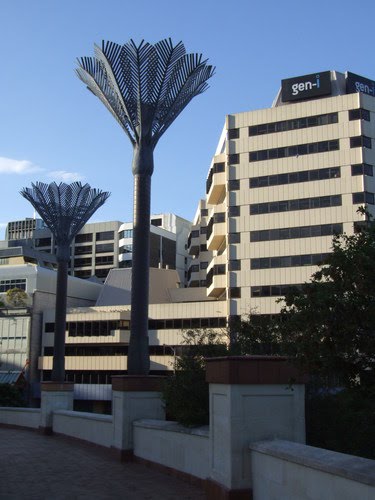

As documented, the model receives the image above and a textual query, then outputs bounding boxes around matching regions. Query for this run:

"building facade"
[188,70,375,321]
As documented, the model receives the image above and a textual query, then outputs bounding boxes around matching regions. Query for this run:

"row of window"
[251,252,331,270]
[43,345,189,357]
[74,256,113,267]
[0,279,26,292]
[230,163,372,192]
[249,140,340,162]
[240,109,370,139]
[250,195,342,215]
[119,229,133,239]
[75,243,114,255]
[75,231,114,243]
[249,112,338,137]
[249,166,340,188]
[48,316,227,336]
[250,223,343,242]
[251,284,302,297]
[53,320,131,336]
[353,192,375,205]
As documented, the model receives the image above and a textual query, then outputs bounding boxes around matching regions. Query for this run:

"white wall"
[0,407,40,428]
[250,440,375,500]
[53,410,112,447]
[133,419,209,480]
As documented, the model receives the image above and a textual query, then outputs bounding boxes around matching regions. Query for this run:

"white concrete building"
[188,70,375,321]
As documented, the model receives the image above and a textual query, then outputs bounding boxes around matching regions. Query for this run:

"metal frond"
[77,39,215,147]
[20,182,110,246]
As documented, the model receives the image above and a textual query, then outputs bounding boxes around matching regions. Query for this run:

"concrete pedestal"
[111,376,165,460]
[205,356,307,499]
[39,382,74,434]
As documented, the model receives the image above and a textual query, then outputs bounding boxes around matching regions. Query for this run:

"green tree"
[6,288,28,308]
[277,220,375,388]
[162,329,228,426]
[0,384,24,407]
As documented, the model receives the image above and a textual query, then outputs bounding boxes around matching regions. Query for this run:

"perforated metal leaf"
[20,182,110,245]
[76,39,215,148]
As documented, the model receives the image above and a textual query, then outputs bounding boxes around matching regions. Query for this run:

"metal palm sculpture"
[21,182,110,382]
[76,39,214,375]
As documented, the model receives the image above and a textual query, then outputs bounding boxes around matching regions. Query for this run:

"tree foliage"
[6,288,28,308]
[162,329,228,426]
[0,384,24,407]
[234,217,375,388]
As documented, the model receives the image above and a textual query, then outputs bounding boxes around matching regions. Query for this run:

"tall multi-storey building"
[188,70,375,321]
[16,69,375,409]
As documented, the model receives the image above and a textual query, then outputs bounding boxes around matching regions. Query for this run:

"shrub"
[162,329,228,427]
[0,383,25,407]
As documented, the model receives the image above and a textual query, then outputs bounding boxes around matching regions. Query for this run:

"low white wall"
[133,419,209,480]
[250,440,375,500]
[0,407,40,429]
[53,410,113,448]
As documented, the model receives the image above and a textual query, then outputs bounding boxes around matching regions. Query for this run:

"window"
[228,233,241,243]
[96,243,114,253]
[119,244,132,254]
[229,260,241,271]
[35,237,52,247]
[228,179,240,191]
[349,108,370,121]
[228,287,241,298]
[351,163,373,176]
[151,218,162,227]
[119,229,133,239]
[45,322,55,333]
[74,257,91,267]
[228,206,240,217]
[250,195,342,215]
[200,244,207,252]
[96,231,114,241]
[95,255,114,266]
[200,262,209,270]
[201,209,208,216]
[75,233,92,243]
[75,245,92,255]
[352,192,375,205]
[350,136,372,149]
[228,128,239,139]
[228,154,239,164]
[250,223,343,242]
[250,167,340,188]
[250,139,339,162]
[249,112,338,136]
[0,278,27,292]
[251,253,330,269]
[251,284,303,297]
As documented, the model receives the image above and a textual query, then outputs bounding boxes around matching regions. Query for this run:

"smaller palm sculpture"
[21,182,110,382]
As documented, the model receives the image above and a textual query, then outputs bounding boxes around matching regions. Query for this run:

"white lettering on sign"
[292,75,321,96]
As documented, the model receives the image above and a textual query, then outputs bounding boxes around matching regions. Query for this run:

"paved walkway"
[0,427,205,499]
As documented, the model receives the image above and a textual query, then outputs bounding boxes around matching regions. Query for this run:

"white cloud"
[47,170,85,182]
[0,157,43,174]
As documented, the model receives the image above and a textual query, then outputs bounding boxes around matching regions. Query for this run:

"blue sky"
[1,0,375,237]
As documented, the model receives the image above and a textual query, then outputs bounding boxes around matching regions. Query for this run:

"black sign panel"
[281,71,332,102]
[346,72,375,97]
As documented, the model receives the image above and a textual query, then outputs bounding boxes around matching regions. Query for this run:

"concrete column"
[205,356,307,499]
[111,375,165,460]
[39,382,74,434]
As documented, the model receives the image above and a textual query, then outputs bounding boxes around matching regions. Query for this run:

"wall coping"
[205,356,307,385]
[250,439,375,487]
[0,407,40,413]
[112,375,165,392]
[41,382,74,392]
[133,418,209,438]
[54,410,112,423]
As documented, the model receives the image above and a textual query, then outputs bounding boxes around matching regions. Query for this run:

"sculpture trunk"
[51,257,69,382]
[128,143,153,375]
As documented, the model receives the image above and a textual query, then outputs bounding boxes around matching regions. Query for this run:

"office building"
[188,70,375,321]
